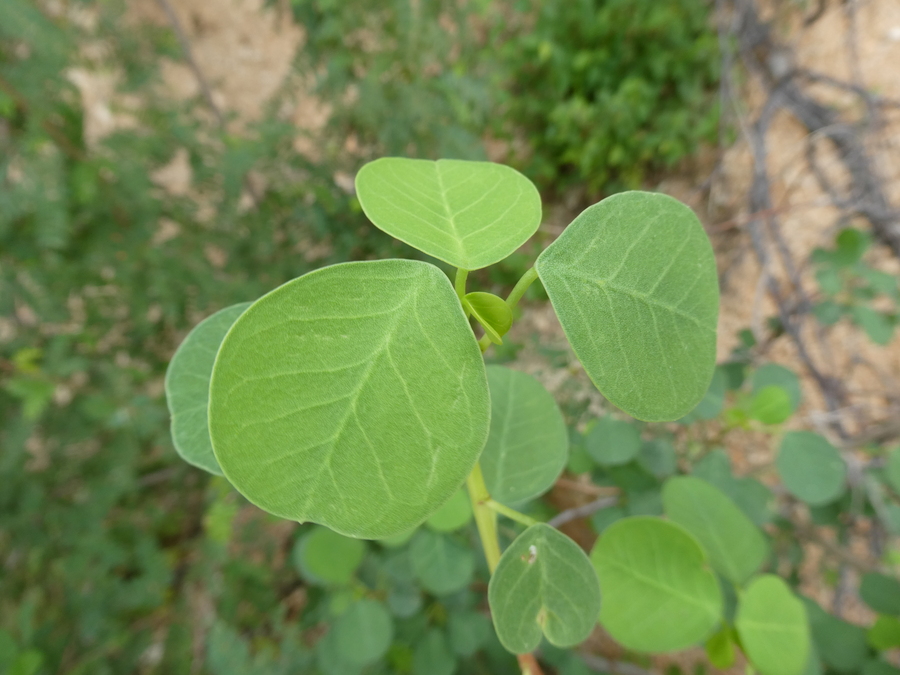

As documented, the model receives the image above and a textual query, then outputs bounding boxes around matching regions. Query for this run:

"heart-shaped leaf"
[591,516,722,652]
[536,191,719,422]
[736,575,809,675]
[464,292,512,344]
[662,476,768,585]
[165,302,251,475]
[481,366,568,504]
[488,523,601,654]
[355,158,542,270]
[208,260,490,538]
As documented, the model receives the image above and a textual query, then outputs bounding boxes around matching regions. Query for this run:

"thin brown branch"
[548,496,618,529]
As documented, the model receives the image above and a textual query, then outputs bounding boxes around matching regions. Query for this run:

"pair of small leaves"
[359,159,720,422]
[488,523,601,654]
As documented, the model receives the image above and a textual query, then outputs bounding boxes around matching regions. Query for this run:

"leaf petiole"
[455,267,468,301]
[465,462,502,573]
[485,499,539,527]
[505,265,539,312]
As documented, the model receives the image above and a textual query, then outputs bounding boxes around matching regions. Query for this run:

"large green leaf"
[662,476,768,585]
[355,158,542,270]
[165,302,251,475]
[409,529,474,596]
[536,191,719,422]
[480,366,568,504]
[591,516,722,652]
[776,431,846,506]
[208,260,490,538]
[488,524,601,654]
[736,576,809,675]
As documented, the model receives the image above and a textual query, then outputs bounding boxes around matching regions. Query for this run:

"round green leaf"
[464,292,512,344]
[409,529,474,596]
[165,302,251,475]
[776,432,846,506]
[332,599,394,666]
[860,572,900,616]
[637,438,677,478]
[292,525,366,586]
[481,366,569,504]
[591,516,722,652]
[447,611,493,657]
[749,385,793,425]
[316,630,363,675]
[355,158,542,270]
[585,417,641,467]
[412,629,456,675]
[868,616,900,650]
[208,260,490,538]
[662,476,768,585]
[425,489,473,533]
[536,191,719,422]
[488,523,601,654]
[751,364,801,412]
[736,575,809,675]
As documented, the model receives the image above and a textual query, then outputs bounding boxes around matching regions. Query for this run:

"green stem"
[466,462,502,573]
[485,499,539,527]
[505,266,539,312]
[455,267,468,301]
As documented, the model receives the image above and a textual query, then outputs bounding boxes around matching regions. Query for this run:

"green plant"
[168,155,850,674]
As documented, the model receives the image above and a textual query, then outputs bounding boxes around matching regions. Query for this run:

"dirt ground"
[73,0,900,672]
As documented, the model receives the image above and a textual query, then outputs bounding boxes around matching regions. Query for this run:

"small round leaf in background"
[412,629,456,675]
[776,431,846,506]
[355,158,542,271]
[425,489,473,532]
[292,525,366,586]
[860,572,900,616]
[591,516,722,652]
[165,302,251,475]
[751,363,802,412]
[447,611,493,657]
[736,575,809,675]
[332,599,394,666]
[488,523,601,654]
[586,417,641,467]
[410,529,474,596]
[481,366,569,504]
[749,385,793,425]
[662,476,768,585]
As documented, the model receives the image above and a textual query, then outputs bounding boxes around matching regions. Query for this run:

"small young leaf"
[705,626,736,669]
[735,575,809,675]
[851,306,894,345]
[748,385,793,425]
[410,529,474,596]
[481,366,568,504]
[868,616,900,650]
[860,572,900,616]
[332,599,394,666]
[488,524,601,654]
[355,158,542,270]
[464,292,512,344]
[536,191,719,422]
[425,489,473,533]
[662,476,768,585]
[208,260,490,538]
[751,364,802,412]
[834,228,869,266]
[165,302,251,474]
[585,417,641,467]
[292,526,366,586]
[591,517,722,652]
[776,432,846,506]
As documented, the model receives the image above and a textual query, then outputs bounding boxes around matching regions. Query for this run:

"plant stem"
[505,266,539,312]
[465,462,502,573]
[486,499,539,527]
[455,267,468,301]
